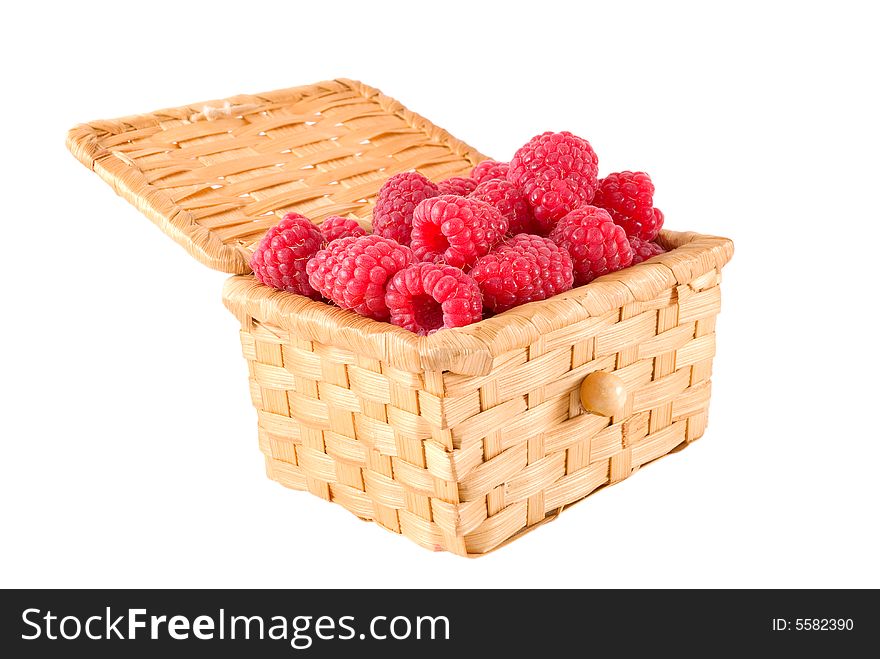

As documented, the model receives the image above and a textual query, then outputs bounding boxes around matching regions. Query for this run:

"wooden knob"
[580,371,627,417]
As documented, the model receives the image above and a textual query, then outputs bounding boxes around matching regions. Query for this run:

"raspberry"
[319,216,367,243]
[250,213,323,299]
[652,208,664,235]
[372,172,439,246]
[306,235,415,321]
[495,233,571,263]
[410,195,508,270]
[472,234,574,312]
[385,262,482,335]
[592,171,664,240]
[507,131,599,232]
[629,236,666,265]
[470,160,510,184]
[549,206,634,286]
[470,179,539,235]
[437,176,478,196]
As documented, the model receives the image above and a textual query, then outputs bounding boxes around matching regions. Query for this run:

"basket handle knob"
[580,371,627,417]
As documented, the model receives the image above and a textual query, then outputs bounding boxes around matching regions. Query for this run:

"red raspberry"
[437,176,478,196]
[652,208,664,235]
[385,262,482,335]
[470,179,539,235]
[629,236,666,265]
[250,213,323,298]
[507,132,599,232]
[549,206,633,286]
[305,234,415,321]
[470,160,510,184]
[495,233,571,263]
[592,171,664,241]
[319,216,367,243]
[410,195,508,270]
[372,172,439,246]
[472,234,574,312]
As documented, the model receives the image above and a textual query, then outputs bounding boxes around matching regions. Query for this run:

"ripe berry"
[592,171,664,241]
[319,216,367,243]
[507,132,599,232]
[549,206,633,286]
[629,236,666,264]
[306,234,414,321]
[410,195,508,270]
[470,179,539,235]
[470,160,510,184]
[385,262,482,334]
[372,172,439,246]
[471,234,574,312]
[250,213,323,298]
[437,176,478,196]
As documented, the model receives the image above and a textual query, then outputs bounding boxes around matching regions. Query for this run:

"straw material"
[68,80,734,555]
[223,229,733,555]
[67,79,484,273]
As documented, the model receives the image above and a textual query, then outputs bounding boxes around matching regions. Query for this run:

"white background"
[1,0,878,588]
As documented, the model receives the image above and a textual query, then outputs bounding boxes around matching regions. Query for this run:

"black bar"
[0,589,873,656]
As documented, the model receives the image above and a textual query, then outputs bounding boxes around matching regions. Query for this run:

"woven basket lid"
[67,79,486,274]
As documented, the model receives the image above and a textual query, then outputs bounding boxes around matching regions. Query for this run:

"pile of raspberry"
[250,131,669,335]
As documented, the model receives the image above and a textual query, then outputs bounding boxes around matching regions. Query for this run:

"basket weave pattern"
[68,79,733,555]
[67,79,483,273]
[223,229,731,555]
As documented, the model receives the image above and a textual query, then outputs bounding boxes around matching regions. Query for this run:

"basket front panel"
[242,318,467,553]
[238,265,724,556]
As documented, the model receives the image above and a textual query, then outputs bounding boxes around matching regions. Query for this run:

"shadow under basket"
[67,78,734,556]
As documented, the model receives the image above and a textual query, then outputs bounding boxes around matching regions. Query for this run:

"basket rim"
[66,78,487,274]
[223,230,733,376]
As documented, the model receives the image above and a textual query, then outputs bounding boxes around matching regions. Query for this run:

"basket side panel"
[454,264,725,555]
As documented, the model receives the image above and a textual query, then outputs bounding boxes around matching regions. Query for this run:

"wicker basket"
[67,79,733,555]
